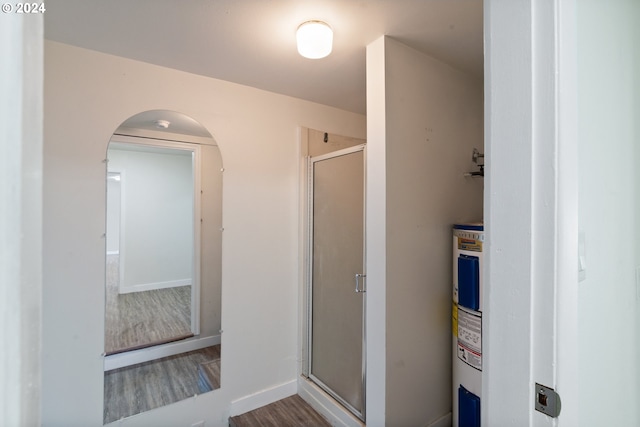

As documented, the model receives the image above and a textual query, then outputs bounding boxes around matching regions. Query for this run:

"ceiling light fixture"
[154,119,170,129]
[296,20,333,59]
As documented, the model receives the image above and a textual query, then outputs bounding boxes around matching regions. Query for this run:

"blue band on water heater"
[459,385,481,427]
[453,223,484,231]
[458,254,480,311]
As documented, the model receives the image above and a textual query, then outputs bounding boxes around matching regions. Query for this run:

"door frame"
[483,0,579,425]
[105,135,202,346]
[297,131,367,427]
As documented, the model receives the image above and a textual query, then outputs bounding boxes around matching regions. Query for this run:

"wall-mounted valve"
[465,148,485,177]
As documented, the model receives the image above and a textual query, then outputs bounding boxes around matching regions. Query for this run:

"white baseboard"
[104,334,220,371]
[427,411,452,427]
[298,377,364,427]
[229,379,297,417]
[119,278,191,294]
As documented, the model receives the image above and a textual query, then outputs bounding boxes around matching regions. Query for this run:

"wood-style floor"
[104,254,192,354]
[104,345,220,424]
[229,395,331,427]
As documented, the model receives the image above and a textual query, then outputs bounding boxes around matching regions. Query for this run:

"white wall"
[366,36,483,426]
[42,41,365,426]
[577,0,640,425]
[108,147,194,292]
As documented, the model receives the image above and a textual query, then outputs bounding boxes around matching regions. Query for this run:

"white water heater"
[452,223,483,427]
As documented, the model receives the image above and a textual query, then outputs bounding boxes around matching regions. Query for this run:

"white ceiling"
[44,0,483,115]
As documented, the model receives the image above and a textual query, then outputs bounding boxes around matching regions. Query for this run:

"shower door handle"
[355,273,366,293]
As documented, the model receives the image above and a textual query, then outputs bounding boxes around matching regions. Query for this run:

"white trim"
[106,251,119,256]
[309,143,366,163]
[298,378,363,427]
[191,143,202,335]
[229,380,297,417]
[530,2,560,424]
[0,14,43,427]
[555,0,579,425]
[297,127,311,379]
[103,334,220,371]
[117,278,192,294]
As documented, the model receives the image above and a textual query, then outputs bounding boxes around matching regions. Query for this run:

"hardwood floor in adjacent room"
[104,254,192,355]
[103,345,221,424]
[229,395,331,427]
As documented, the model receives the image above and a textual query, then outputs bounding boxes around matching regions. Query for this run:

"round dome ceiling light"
[296,20,333,59]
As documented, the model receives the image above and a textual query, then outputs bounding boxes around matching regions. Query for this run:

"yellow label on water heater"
[454,228,483,252]
[458,238,482,252]
[452,302,458,338]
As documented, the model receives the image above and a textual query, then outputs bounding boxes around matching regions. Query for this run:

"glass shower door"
[309,146,365,420]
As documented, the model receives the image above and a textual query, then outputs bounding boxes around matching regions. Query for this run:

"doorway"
[306,144,366,421]
[104,139,199,355]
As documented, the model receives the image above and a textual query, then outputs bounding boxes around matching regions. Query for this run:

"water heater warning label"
[457,306,482,371]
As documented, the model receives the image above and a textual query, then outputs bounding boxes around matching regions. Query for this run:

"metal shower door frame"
[305,143,367,422]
